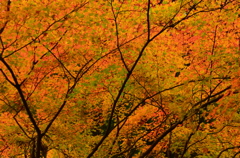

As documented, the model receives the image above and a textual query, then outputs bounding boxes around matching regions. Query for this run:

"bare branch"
[217,146,240,158]
[147,0,151,40]
[110,0,130,72]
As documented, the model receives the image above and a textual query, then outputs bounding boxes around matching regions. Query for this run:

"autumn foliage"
[0,0,239,157]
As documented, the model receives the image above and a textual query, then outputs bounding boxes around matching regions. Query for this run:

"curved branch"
[217,146,240,158]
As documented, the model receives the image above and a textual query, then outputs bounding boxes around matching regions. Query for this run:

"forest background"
[0,0,239,157]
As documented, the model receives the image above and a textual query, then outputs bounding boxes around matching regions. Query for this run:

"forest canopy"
[0,0,239,157]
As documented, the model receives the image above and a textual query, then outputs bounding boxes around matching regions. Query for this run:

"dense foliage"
[0,0,239,157]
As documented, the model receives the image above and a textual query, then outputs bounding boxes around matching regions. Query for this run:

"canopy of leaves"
[0,0,239,157]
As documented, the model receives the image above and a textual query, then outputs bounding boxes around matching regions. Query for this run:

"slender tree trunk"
[36,135,42,158]
[31,135,42,158]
